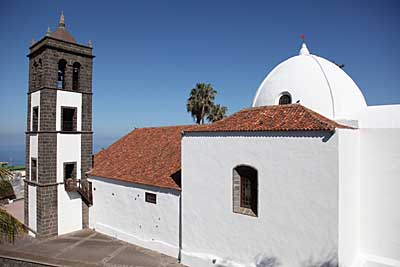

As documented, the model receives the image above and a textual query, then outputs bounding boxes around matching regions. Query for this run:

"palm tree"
[0,166,26,243]
[207,104,228,123]
[186,83,217,124]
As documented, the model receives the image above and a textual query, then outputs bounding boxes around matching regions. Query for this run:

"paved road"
[0,229,185,267]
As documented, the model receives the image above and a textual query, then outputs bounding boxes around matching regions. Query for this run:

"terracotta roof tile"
[90,125,196,190]
[90,105,351,189]
[185,104,352,133]
[50,27,76,43]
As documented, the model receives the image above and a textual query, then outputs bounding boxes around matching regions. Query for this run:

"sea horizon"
[0,143,108,167]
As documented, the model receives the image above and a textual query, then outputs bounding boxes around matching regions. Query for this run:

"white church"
[26,14,400,267]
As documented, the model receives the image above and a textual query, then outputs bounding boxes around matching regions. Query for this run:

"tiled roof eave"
[88,172,181,191]
[184,127,341,134]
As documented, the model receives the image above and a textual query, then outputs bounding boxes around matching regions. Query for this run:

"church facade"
[26,15,400,267]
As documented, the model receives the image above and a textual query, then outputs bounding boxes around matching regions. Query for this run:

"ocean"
[0,143,106,166]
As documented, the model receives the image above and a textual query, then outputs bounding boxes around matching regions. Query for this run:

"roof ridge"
[135,124,197,130]
[299,105,349,129]
[240,103,301,112]
[290,105,332,129]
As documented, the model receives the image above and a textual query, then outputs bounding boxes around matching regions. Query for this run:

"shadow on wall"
[254,255,281,267]
[302,251,338,267]
[214,255,281,267]
[213,251,337,267]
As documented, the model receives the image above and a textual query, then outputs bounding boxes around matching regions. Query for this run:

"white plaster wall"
[57,185,82,235]
[57,134,81,183]
[89,177,180,258]
[28,184,37,232]
[29,134,38,181]
[337,129,360,267]
[355,105,400,129]
[29,91,40,180]
[359,128,400,266]
[30,91,40,130]
[56,90,82,131]
[181,131,339,267]
[57,134,82,235]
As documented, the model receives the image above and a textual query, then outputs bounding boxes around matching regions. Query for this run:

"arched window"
[72,62,81,91]
[37,59,43,88]
[233,165,258,216]
[279,93,292,105]
[32,61,38,89]
[58,59,67,89]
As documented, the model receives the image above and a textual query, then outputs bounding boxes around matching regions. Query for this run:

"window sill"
[233,207,257,217]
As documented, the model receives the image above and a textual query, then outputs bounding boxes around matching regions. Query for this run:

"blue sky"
[0,0,399,163]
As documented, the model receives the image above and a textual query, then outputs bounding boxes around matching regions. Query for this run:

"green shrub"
[0,180,15,200]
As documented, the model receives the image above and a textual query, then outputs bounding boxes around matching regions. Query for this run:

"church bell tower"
[25,13,94,237]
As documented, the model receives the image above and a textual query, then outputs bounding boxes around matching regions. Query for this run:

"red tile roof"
[50,27,77,43]
[185,104,352,133]
[90,125,196,191]
[90,105,351,190]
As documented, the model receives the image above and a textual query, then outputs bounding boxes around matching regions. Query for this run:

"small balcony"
[64,178,93,206]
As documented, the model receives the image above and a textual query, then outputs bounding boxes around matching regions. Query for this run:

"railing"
[64,178,93,206]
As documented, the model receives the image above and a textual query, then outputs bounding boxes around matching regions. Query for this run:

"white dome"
[252,43,367,119]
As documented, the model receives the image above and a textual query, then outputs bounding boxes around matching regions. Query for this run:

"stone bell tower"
[25,12,94,237]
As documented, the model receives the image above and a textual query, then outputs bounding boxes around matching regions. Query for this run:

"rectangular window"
[64,162,76,180]
[145,192,157,204]
[32,107,39,132]
[240,176,252,209]
[31,158,37,182]
[61,107,77,131]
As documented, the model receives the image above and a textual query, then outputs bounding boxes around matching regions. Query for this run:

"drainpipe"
[178,192,182,262]
[178,131,185,262]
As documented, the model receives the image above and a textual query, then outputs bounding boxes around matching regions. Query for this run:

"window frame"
[232,165,258,217]
[63,162,77,180]
[145,192,157,204]
[57,59,67,89]
[61,106,77,132]
[72,62,81,91]
[31,157,37,182]
[32,106,39,132]
[278,92,292,105]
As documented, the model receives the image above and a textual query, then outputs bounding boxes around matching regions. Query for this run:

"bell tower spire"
[59,11,65,28]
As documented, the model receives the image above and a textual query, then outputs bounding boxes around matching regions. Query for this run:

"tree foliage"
[207,104,228,123]
[0,167,12,180]
[0,166,25,243]
[0,208,26,243]
[186,83,227,124]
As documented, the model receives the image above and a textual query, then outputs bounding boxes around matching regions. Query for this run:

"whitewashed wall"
[30,91,40,130]
[56,89,83,235]
[355,105,400,129]
[337,129,360,267]
[28,184,37,232]
[57,134,82,235]
[28,91,40,234]
[56,90,82,131]
[57,185,82,235]
[88,176,180,258]
[359,128,400,267]
[181,131,339,267]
